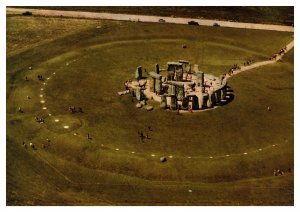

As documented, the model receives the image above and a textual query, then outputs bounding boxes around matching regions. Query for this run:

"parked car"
[22,11,32,16]
[158,19,166,23]
[188,21,199,26]
[213,23,220,27]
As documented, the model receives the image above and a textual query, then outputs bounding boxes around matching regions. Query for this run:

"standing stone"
[216,89,221,103]
[197,92,204,109]
[155,64,160,74]
[182,97,189,110]
[188,64,192,73]
[207,98,212,108]
[155,78,162,94]
[175,68,183,81]
[207,91,213,108]
[219,74,225,84]
[203,94,208,108]
[211,91,217,105]
[176,85,185,101]
[191,96,199,110]
[135,87,142,101]
[170,96,177,110]
[194,64,199,73]
[221,87,227,100]
[196,71,204,87]
[168,84,176,96]
[160,95,167,109]
[135,66,142,80]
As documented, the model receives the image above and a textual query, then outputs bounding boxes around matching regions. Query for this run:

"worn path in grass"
[7,7,294,32]
[229,40,294,77]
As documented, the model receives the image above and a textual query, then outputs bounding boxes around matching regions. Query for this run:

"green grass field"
[6,14,294,205]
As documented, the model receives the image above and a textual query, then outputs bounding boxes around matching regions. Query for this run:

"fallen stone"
[160,157,167,162]
[145,105,153,111]
[136,103,142,108]
[140,100,147,106]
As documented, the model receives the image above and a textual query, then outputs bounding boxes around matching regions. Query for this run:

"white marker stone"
[48,114,52,116]
[243,152,248,155]
[168,155,173,158]
[40,100,45,104]
[258,149,262,151]
[40,95,43,98]
[151,154,155,157]
[53,72,56,75]
[131,152,135,154]
[226,154,230,157]
[54,119,59,122]
[209,156,213,159]
[63,125,69,129]
[42,107,47,110]
[40,88,44,91]
[188,189,193,193]
[115,148,119,151]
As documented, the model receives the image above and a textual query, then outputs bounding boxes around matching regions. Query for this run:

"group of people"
[87,133,92,140]
[69,106,83,114]
[18,107,23,113]
[22,141,35,150]
[273,168,291,176]
[35,116,45,123]
[22,138,51,150]
[228,64,241,76]
[243,59,254,66]
[269,46,287,61]
[138,126,152,142]
[37,75,44,81]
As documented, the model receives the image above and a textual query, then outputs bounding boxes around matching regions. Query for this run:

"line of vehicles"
[159,18,220,27]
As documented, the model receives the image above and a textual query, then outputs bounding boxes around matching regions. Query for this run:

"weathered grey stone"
[191,96,199,110]
[160,95,167,109]
[140,100,147,106]
[182,97,189,110]
[155,78,162,93]
[135,66,142,80]
[170,96,177,110]
[175,84,185,101]
[136,102,142,108]
[155,64,160,74]
[160,157,167,162]
[135,87,142,101]
[168,84,176,96]
[167,62,183,81]
[175,68,183,81]
[221,87,227,100]
[145,105,153,111]
[193,64,199,73]
[207,98,212,108]
[197,92,204,109]
[196,71,204,87]
[216,89,221,103]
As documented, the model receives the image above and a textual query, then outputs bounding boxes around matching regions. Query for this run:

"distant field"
[11,6,294,25]
[6,14,294,205]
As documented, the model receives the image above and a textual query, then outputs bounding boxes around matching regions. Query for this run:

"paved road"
[7,7,294,32]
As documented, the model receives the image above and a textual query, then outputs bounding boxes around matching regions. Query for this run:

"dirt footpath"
[7,7,294,32]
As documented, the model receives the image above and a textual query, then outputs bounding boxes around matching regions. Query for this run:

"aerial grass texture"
[6,15,294,205]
